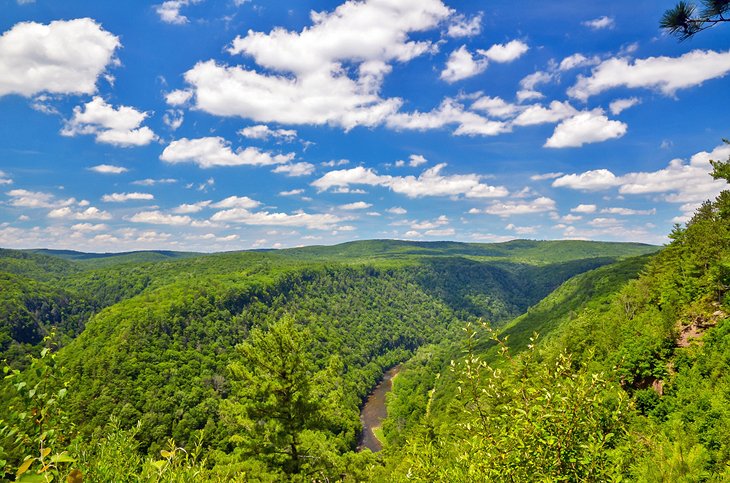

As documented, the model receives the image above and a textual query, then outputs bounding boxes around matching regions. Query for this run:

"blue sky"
[1,0,729,252]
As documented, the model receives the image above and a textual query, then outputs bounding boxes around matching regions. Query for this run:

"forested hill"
[0,239,657,365]
[0,238,659,480]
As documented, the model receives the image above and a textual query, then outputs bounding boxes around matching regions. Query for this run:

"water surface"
[357,365,401,452]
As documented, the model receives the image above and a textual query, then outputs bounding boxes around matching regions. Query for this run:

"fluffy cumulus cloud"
[569,50,730,101]
[240,125,297,142]
[89,164,127,174]
[513,101,578,127]
[582,16,615,30]
[0,171,13,185]
[339,201,372,210]
[101,192,154,202]
[478,40,529,63]
[62,97,157,147]
[387,98,509,136]
[160,137,295,168]
[609,97,640,115]
[0,18,120,98]
[446,13,482,38]
[554,142,730,220]
[5,189,78,209]
[211,208,343,230]
[470,96,521,119]
[440,46,487,83]
[559,53,600,71]
[156,0,201,25]
[440,40,528,83]
[471,197,557,217]
[48,206,112,220]
[183,0,452,129]
[272,162,315,177]
[312,163,509,199]
[129,210,192,226]
[211,196,260,209]
[544,109,627,148]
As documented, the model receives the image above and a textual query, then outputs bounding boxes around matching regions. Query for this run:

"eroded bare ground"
[676,303,727,348]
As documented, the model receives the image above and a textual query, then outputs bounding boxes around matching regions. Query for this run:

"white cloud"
[339,201,372,210]
[279,189,304,196]
[62,97,157,147]
[184,0,451,130]
[506,223,538,235]
[474,197,557,217]
[516,70,553,103]
[160,137,294,168]
[478,40,529,63]
[446,13,482,38]
[210,196,261,209]
[0,18,120,98]
[129,210,192,225]
[387,98,509,136]
[312,163,509,199]
[211,208,343,230]
[48,206,112,220]
[272,162,316,177]
[102,192,154,202]
[470,96,521,119]
[89,164,128,174]
[172,201,211,214]
[530,172,564,181]
[410,215,449,230]
[601,207,656,216]
[156,0,201,24]
[571,204,598,213]
[132,178,177,186]
[321,159,350,167]
[609,97,641,115]
[409,154,428,167]
[516,89,544,103]
[165,89,193,106]
[569,50,730,101]
[163,109,184,130]
[71,223,108,232]
[553,170,621,190]
[0,170,13,185]
[582,16,615,30]
[6,189,73,209]
[554,143,730,220]
[545,109,627,148]
[425,228,455,237]
[441,46,488,83]
[387,206,407,215]
[240,125,297,142]
[513,101,578,126]
[558,53,599,71]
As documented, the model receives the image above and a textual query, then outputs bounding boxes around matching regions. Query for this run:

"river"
[357,364,401,452]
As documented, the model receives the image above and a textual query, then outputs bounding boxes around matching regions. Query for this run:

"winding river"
[357,365,402,452]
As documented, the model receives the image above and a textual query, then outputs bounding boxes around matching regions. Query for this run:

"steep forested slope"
[376,180,730,481]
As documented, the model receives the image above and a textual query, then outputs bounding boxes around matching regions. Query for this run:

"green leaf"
[51,453,75,464]
[16,458,33,477]
[40,447,51,459]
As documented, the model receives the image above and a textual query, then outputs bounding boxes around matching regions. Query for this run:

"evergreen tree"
[224,317,325,476]
[661,0,730,40]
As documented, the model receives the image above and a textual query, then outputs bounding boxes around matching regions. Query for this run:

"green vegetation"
[0,190,727,480]
[0,239,656,480]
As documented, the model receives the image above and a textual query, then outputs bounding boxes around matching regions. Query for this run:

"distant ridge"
[27,248,198,260]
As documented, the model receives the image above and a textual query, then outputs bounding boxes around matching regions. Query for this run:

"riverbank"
[357,365,402,452]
